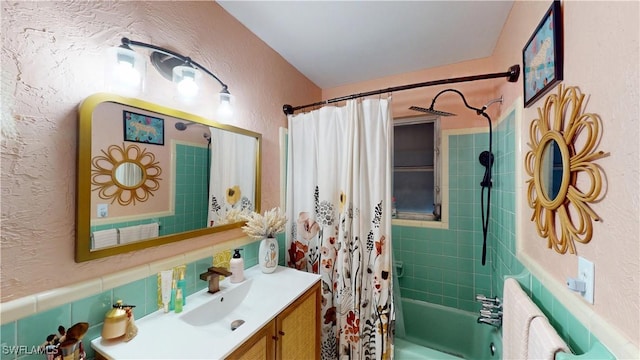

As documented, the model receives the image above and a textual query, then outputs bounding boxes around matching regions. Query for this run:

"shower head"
[408,105,456,117]
[174,122,194,131]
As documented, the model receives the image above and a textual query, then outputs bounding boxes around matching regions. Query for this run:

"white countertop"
[91,265,320,359]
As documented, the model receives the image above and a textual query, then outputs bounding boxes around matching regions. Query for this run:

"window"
[393,116,441,221]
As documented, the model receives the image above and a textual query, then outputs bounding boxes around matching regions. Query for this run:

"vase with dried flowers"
[241,207,287,273]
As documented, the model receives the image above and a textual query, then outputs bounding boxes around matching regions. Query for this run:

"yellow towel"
[502,278,545,360]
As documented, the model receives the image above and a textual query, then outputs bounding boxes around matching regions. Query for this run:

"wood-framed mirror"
[524,85,608,254]
[76,93,261,262]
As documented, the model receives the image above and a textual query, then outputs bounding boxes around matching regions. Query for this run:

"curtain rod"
[282,64,520,115]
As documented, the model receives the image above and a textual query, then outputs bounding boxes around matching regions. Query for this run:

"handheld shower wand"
[410,92,503,266]
[477,96,502,266]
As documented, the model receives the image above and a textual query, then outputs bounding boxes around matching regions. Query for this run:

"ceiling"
[217,1,514,89]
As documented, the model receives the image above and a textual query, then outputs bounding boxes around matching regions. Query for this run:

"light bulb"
[173,65,200,99]
[217,92,233,119]
[177,77,199,98]
[105,46,144,95]
[116,61,141,87]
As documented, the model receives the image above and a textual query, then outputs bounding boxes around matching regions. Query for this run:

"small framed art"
[123,110,165,145]
[523,0,563,108]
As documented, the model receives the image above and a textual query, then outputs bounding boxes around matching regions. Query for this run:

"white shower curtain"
[286,98,395,360]
[207,128,257,226]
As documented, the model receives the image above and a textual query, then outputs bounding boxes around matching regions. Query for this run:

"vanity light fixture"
[108,37,233,115]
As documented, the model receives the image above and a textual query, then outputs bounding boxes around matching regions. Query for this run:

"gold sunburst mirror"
[525,85,608,254]
[91,143,162,206]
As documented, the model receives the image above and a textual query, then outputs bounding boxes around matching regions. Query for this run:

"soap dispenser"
[229,249,244,283]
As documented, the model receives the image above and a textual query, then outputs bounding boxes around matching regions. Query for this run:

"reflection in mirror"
[539,139,563,201]
[207,129,258,227]
[77,93,261,262]
[91,143,162,206]
[115,162,143,187]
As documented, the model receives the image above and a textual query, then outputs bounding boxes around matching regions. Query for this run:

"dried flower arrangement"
[216,208,248,226]
[241,207,287,239]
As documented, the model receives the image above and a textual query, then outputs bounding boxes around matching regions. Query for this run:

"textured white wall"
[0,1,319,301]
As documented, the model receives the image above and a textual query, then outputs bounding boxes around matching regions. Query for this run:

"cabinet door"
[227,320,276,360]
[276,283,320,360]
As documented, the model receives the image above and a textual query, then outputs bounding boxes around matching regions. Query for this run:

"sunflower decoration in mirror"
[92,143,162,206]
[525,85,609,254]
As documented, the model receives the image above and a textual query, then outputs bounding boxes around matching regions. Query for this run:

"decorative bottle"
[177,269,187,306]
[174,288,183,313]
[169,279,177,311]
[258,237,278,274]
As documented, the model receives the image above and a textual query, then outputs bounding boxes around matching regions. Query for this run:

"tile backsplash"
[0,236,278,360]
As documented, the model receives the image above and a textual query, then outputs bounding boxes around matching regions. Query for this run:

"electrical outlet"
[97,203,108,218]
[578,256,594,304]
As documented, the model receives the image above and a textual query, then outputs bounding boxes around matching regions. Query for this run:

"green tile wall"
[91,143,209,236]
[393,130,492,312]
[489,110,524,288]
[1,240,265,360]
[393,111,611,357]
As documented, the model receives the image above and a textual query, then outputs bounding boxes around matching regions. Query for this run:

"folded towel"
[139,222,159,239]
[118,225,142,244]
[92,229,118,249]
[502,278,545,360]
[528,316,571,360]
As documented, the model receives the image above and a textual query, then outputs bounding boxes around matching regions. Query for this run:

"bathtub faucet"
[480,309,503,318]
[477,317,502,327]
[475,294,501,306]
[480,302,502,311]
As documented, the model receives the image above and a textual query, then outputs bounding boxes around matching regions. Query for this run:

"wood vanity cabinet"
[227,281,320,360]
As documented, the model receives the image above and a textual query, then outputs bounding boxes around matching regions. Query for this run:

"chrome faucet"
[199,266,232,294]
[480,309,503,318]
[477,317,502,327]
[476,294,501,306]
[476,293,503,328]
[481,302,503,312]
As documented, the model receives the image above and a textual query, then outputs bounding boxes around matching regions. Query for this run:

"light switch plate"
[578,256,594,304]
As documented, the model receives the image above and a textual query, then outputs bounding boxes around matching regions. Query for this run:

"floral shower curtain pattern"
[207,128,256,227]
[286,99,395,360]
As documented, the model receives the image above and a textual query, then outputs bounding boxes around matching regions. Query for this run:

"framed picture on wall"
[522,0,563,108]
[123,110,165,145]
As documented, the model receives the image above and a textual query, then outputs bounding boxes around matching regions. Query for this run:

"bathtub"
[395,298,501,360]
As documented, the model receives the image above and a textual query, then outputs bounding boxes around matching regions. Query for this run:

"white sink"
[92,265,321,359]
[179,278,253,336]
